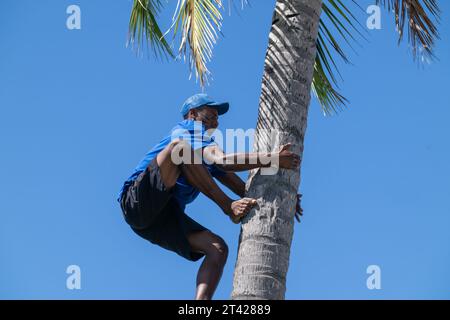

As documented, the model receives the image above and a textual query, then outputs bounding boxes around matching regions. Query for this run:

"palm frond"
[128,0,174,58]
[312,0,366,116]
[171,0,225,86]
[312,53,349,116]
[376,0,440,61]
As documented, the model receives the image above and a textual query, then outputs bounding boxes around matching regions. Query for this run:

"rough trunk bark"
[231,0,322,300]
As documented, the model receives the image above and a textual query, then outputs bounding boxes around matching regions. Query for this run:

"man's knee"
[168,139,201,166]
[167,139,181,150]
[207,235,229,265]
[189,231,229,265]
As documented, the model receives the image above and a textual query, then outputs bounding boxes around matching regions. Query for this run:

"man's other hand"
[277,143,300,170]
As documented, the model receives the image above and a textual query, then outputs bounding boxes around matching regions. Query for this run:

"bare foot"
[229,198,257,224]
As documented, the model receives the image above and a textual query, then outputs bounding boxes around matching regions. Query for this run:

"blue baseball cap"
[180,93,229,117]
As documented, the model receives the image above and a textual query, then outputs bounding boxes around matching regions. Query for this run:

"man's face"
[195,106,219,130]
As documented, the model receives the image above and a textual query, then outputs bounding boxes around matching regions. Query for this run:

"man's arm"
[203,144,300,172]
[215,172,246,198]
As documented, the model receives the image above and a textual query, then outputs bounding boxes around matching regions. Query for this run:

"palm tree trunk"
[231,0,322,300]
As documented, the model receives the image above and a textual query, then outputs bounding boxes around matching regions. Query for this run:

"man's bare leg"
[156,140,184,189]
[156,140,256,219]
[187,230,229,300]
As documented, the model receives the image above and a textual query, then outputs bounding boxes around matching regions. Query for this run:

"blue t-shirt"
[118,119,225,210]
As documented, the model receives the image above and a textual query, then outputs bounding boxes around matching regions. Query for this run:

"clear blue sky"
[1,0,449,299]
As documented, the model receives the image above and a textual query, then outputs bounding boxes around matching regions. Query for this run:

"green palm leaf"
[313,0,367,115]
[128,0,174,58]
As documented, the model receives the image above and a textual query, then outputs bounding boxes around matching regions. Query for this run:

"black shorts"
[120,158,207,262]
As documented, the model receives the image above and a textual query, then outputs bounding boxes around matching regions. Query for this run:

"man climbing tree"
[118,93,303,300]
